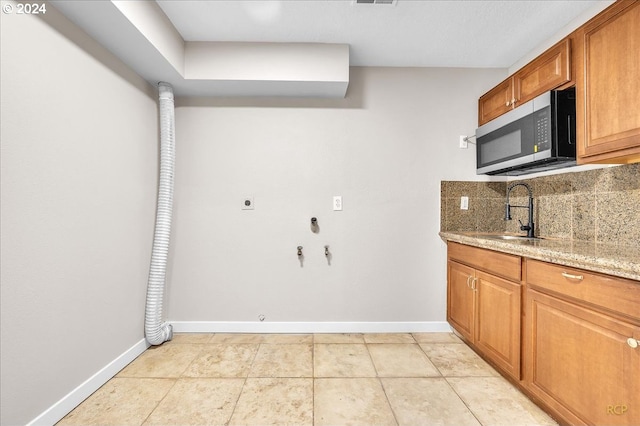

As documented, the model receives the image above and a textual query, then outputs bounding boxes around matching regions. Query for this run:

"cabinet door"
[475,270,522,380]
[525,289,640,426]
[513,38,571,107]
[578,1,640,163]
[447,260,475,341]
[478,78,513,126]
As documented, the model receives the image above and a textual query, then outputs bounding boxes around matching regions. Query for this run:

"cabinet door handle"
[561,272,584,281]
[466,275,473,289]
[471,277,478,291]
[505,101,511,107]
[628,338,639,349]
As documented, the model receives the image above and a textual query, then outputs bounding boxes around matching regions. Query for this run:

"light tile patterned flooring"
[58,333,557,426]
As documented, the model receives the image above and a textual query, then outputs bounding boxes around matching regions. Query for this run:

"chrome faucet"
[505,182,535,238]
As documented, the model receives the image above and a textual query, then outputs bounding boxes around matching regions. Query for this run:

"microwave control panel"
[533,108,551,152]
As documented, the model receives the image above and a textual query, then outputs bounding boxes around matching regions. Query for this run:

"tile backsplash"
[441,163,640,245]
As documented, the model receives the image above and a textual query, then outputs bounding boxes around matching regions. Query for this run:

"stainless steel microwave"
[476,88,576,176]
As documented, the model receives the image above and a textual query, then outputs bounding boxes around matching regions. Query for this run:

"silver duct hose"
[145,82,175,345]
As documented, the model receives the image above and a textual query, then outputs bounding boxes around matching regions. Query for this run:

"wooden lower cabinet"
[524,259,640,425]
[447,260,475,341]
[474,270,521,380]
[525,288,640,425]
[447,242,640,425]
[447,243,522,380]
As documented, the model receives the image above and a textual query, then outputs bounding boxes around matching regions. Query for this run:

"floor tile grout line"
[178,342,210,379]
[377,376,400,426]
[364,337,381,378]
[416,341,447,378]
[369,335,427,425]
[226,375,248,425]
[442,376,486,426]
[312,342,315,426]
[139,377,180,426]
[226,339,261,425]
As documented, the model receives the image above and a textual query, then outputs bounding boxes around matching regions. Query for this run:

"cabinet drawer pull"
[628,338,639,349]
[561,272,584,281]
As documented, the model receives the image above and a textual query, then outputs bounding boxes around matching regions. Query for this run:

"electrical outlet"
[460,196,469,210]
[459,135,468,149]
[333,196,342,211]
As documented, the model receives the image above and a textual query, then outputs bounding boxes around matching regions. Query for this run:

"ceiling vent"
[355,0,397,5]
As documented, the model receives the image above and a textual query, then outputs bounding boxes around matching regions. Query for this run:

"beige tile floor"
[58,333,557,426]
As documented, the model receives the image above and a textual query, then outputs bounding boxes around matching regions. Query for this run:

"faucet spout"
[505,182,535,238]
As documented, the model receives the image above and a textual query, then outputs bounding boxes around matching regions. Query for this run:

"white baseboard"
[27,338,149,426]
[170,321,453,334]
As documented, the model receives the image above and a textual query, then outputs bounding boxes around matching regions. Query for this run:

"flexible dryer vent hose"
[145,82,175,345]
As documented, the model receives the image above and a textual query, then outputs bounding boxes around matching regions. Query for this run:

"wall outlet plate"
[459,135,468,149]
[460,196,469,210]
[242,197,254,210]
[333,196,342,211]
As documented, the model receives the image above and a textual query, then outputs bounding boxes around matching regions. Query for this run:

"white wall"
[168,67,505,327]
[0,5,158,426]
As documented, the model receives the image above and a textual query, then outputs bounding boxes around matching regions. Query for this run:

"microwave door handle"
[568,115,572,144]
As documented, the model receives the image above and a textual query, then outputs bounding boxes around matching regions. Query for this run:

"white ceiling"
[51,0,612,97]
[156,0,606,68]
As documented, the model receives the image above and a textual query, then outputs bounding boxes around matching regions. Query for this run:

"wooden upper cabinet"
[477,1,640,164]
[478,38,571,126]
[478,78,513,126]
[513,39,571,107]
[576,0,640,164]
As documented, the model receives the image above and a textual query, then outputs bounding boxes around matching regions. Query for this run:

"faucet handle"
[518,219,531,231]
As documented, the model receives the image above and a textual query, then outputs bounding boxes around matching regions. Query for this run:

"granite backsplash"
[441,163,640,245]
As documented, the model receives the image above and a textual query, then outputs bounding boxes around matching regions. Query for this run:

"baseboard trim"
[170,321,453,334]
[27,338,149,426]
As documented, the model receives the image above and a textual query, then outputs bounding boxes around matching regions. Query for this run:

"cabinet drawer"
[526,259,640,322]
[448,242,521,282]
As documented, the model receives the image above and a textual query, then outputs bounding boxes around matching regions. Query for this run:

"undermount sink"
[467,233,544,241]
[484,235,543,241]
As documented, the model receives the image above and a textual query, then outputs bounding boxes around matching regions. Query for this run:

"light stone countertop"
[440,231,640,282]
